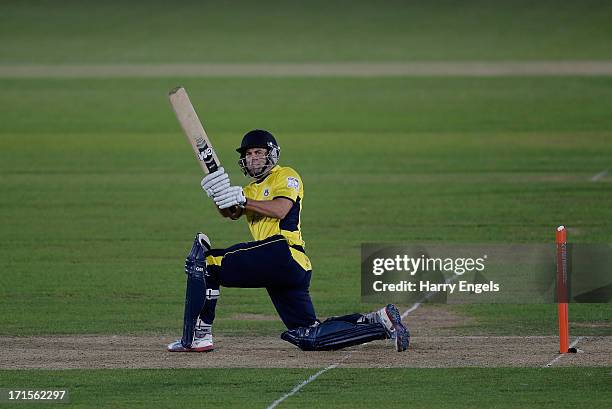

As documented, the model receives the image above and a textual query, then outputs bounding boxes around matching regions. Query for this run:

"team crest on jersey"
[263,188,270,197]
[287,177,299,190]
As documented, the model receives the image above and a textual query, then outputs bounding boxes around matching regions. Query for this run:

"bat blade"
[168,86,221,175]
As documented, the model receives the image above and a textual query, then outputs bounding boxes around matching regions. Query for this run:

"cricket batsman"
[167,129,410,352]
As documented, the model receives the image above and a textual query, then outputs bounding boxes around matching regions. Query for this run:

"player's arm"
[217,197,290,220]
[215,168,300,219]
[245,197,292,219]
[213,187,293,220]
[217,206,243,220]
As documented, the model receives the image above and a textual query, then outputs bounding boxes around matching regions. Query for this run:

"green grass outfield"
[2,0,612,62]
[1,1,611,408]
[1,76,611,335]
[1,368,610,409]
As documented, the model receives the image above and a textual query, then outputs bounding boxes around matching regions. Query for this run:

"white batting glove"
[201,167,230,198]
[214,186,247,209]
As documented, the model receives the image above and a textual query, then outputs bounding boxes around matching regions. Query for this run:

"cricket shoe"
[365,304,410,352]
[167,333,214,352]
[167,322,214,352]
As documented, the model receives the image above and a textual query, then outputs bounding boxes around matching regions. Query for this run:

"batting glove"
[214,186,247,209]
[201,168,230,198]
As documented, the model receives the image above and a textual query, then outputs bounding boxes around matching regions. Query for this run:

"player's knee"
[185,232,210,278]
[197,233,211,251]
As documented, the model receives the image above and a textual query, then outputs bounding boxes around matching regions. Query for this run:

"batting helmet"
[237,129,280,179]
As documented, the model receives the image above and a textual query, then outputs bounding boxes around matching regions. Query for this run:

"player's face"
[245,148,268,175]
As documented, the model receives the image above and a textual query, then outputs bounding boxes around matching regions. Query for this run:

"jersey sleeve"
[272,167,302,202]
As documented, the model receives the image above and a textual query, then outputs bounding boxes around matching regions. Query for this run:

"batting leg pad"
[181,233,208,348]
[281,319,388,351]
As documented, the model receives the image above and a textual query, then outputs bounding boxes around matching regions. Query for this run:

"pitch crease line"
[590,169,608,182]
[544,336,584,368]
[266,356,349,409]
[266,296,432,409]
[402,275,458,319]
[266,275,459,408]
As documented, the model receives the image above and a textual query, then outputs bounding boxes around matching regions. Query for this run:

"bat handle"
[207,162,219,174]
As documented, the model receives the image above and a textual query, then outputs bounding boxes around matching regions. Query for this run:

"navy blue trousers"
[200,235,317,330]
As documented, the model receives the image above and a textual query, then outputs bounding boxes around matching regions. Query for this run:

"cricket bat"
[168,86,221,175]
[169,86,239,214]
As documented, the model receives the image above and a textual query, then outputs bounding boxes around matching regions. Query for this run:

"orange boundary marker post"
[556,225,569,353]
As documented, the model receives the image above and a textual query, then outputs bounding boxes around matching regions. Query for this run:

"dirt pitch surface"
[1,307,610,369]
[1,335,610,370]
[1,62,612,78]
